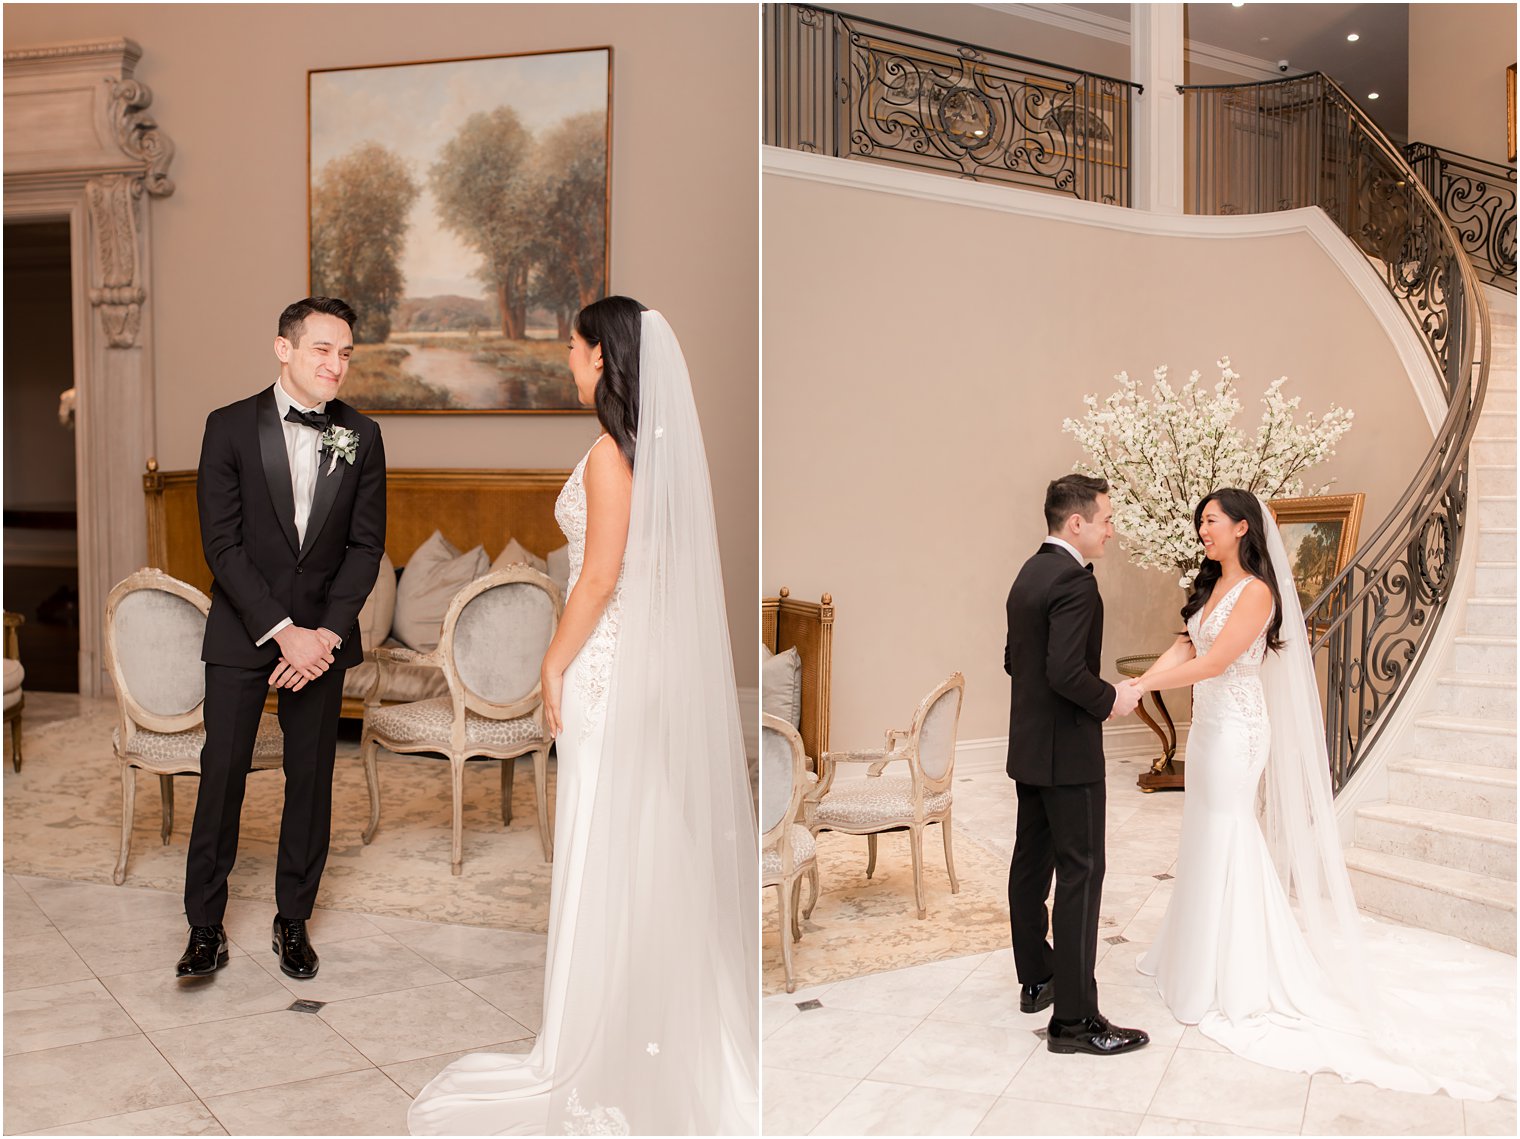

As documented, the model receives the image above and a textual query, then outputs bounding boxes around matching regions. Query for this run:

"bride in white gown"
[409,299,759,1135]
[1130,488,1514,1102]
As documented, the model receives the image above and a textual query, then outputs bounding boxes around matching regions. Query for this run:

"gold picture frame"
[1267,493,1366,612]
[1507,63,1516,165]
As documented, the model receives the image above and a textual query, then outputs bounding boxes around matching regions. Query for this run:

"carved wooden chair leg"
[910,824,926,919]
[777,880,796,993]
[534,746,553,863]
[942,811,960,893]
[9,715,20,772]
[450,755,466,876]
[789,875,805,941]
[159,775,174,844]
[500,755,515,826]
[114,763,135,886]
[360,735,381,845]
[804,863,820,919]
[865,832,878,879]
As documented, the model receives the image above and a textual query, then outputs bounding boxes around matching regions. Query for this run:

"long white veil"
[544,311,759,1133]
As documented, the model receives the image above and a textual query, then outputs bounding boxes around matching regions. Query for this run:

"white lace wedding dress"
[409,442,623,1136]
[1138,575,1515,1101]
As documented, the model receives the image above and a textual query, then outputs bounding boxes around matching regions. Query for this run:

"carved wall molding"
[3,37,142,66]
[85,174,146,347]
[106,77,175,197]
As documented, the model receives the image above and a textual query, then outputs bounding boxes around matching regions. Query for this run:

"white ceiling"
[1068,3,1410,139]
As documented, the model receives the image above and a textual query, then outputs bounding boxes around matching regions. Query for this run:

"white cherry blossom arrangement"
[1062,357,1355,586]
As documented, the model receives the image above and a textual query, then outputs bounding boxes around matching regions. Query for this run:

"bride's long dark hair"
[575,295,647,469]
[1181,488,1285,653]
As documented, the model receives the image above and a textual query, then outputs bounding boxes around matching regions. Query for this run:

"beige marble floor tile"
[4,977,140,1055]
[246,932,450,1003]
[1175,1024,1227,1052]
[204,1067,412,1135]
[462,966,545,1032]
[1465,1096,1519,1136]
[219,899,383,955]
[59,913,249,979]
[148,1007,371,1098]
[975,1097,1145,1135]
[379,1039,535,1097]
[1095,935,1156,989]
[3,1034,195,1133]
[21,1101,226,1136]
[764,1006,922,1080]
[318,980,533,1066]
[762,1066,860,1137]
[102,959,302,1032]
[17,876,186,928]
[1147,1047,1310,1132]
[357,912,448,935]
[1135,1115,1284,1135]
[824,959,979,1019]
[1301,1075,1464,1135]
[810,1079,998,1135]
[1002,1038,1174,1114]
[926,959,1033,1031]
[5,875,56,938]
[388,921,547,980]
[868,1017,1041,1096]
[4,927,96,992]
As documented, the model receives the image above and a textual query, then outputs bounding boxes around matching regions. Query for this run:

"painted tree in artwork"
[310,142,419,343]
[533,112,607,313]
[430,107,538,339]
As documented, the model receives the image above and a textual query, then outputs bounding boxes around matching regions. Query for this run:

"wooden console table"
[1116,653,1184,793]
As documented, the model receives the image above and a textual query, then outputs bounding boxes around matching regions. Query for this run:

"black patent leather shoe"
[1020,976,1055,1014]
[1046,1013,1150,1056]
[272,916,319,979]
[175,924,228,978]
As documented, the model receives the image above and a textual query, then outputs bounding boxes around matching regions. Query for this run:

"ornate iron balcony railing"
[1403,142,1517,294]
[765,3,1139,206]
[1181,73,1493,793]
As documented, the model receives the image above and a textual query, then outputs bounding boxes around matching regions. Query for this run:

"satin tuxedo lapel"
[300,415,348,563]
[256,388,300,556]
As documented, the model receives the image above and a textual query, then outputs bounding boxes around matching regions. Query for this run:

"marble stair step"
[1477,496,1516,529]
[1407,713,1517,769]
[1453,633,1518,676]
[1471,436,1515,464]
[1475,562,1518,597]
[1465,597,1516,637]
[1475,463,1517,495]
[1433,673,1517,719]
[1345,847,1516,954]
[1388,757,1517,822]
[1478,527,1516,562]
[1354,802,1516,881]
[1483,388,1517,413]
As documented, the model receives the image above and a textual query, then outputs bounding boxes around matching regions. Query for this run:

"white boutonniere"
[319,425,359,475]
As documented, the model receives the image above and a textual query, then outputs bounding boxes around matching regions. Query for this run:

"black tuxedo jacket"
[1003,543,1116,786]
[197,387,386,670]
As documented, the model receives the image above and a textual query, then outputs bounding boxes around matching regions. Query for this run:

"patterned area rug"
[4,698,556,932]
[762,823,1011,995]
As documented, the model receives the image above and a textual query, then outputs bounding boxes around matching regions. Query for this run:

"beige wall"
[763,170,1432,745]
[1409,3,1516,159]
[3,3,759,684]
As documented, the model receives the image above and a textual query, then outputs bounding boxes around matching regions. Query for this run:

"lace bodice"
[554,438,625,732]
[1187,576,1271,728]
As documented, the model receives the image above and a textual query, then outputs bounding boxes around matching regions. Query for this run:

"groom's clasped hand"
[1108,677,1143,720]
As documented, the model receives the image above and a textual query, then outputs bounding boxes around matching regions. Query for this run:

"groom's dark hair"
[278,297,357,345]
[1045,474,1109,532]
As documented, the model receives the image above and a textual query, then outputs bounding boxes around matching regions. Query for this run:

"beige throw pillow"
[762,645,804,729]
[393,531,490,652]
[547,544,571,596]
[356,552,397,652]
[493,537,548,575]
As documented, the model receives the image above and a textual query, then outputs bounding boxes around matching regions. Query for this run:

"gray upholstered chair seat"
[367,696,542,750]
[761,825,815,880]
[112,713,283,767]
[814,775,952,830]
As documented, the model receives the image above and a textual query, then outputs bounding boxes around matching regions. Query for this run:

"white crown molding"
[978,4,1282,82]
[764,145,1445,432]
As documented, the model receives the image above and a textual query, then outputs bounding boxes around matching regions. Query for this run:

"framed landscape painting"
[1267,493,1365,612]
[308,47,611,413]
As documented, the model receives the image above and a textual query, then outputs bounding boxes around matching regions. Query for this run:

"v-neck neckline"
[1199,576,1253,630]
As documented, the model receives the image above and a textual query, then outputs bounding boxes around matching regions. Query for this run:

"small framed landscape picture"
[308,47,611,413]
[1267,493,1366,612]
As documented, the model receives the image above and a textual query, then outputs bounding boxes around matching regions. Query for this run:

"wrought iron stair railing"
[765,3,1140,206]
[1403,142,1517,293]
[1180,73,1493,792]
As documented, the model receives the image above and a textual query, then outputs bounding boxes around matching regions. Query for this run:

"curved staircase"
[1345,290,1518,954]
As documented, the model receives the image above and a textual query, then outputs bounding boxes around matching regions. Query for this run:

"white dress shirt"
[257,379,329,647]
[1042,535,1088,567]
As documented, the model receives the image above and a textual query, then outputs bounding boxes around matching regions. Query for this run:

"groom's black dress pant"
[1009,779,1105,1021]
[184,661,347,926]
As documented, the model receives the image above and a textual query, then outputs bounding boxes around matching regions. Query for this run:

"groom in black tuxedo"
[1003,475,1149,1055]
[177,297,386,981]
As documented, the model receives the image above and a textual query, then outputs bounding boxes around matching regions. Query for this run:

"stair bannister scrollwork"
[1180,73,1493,792]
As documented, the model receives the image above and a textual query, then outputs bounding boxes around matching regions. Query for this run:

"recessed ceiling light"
[1346,33,1360,42]
[1367,92,1380,100]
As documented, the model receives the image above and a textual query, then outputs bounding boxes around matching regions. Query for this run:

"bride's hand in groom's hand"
[541,665,564,738]
[1110,678,1143,719]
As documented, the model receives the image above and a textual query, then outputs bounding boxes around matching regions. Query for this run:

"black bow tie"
[284,406,330,432]
[1085,563,1095,574]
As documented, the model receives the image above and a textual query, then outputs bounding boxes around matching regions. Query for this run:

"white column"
[1131,3,1186,213]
